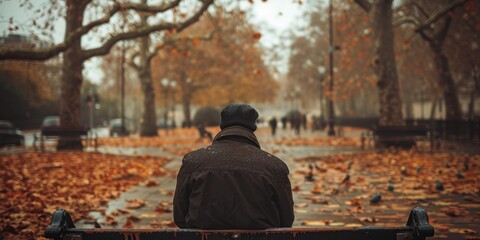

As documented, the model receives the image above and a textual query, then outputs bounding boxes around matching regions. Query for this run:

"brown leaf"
[123,219,134,228]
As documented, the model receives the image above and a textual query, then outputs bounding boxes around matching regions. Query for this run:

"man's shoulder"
[183,145,213,161]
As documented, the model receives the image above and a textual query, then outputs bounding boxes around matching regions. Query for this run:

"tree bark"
[370,0,404,125]
[138,36,158,136]
[432,51,462,120]
[57,1,88,149]
[418,15,462,120]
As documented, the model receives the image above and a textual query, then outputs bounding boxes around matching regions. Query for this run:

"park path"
[77,127,480,239]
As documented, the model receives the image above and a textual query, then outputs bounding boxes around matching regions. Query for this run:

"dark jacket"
[173,126,294,229]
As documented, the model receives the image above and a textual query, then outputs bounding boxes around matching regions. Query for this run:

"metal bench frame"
[45,207,434,240]
[372,125,433,150]
[33,127,97,151]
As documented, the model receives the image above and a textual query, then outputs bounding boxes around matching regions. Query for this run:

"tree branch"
[354,0,372,12]
[0,44,68,61]
[146,28,219,62]
[434,15,452,47]
[392,17,419,28]
[0,0,187,61]
[121,0,181,13]
[81,0,213,60]
[414,0,467,33]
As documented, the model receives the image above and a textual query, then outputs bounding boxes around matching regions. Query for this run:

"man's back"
[173,126,294,229]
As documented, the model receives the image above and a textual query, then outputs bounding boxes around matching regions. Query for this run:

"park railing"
[45,207,434,240]
[335,117,480,143]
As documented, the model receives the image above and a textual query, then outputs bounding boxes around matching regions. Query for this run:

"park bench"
[45,207,434,240]
[33,126,97,151]
[372,125,432,149]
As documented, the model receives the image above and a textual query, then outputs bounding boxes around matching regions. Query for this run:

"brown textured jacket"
[173,126,294,229]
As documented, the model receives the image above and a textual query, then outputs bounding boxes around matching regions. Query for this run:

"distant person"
[196,122,212,141]
[269,117,278,136]
[174,103,294,229]
[291,114,301,136]
[281,116,288,129]
[301,113,307,130]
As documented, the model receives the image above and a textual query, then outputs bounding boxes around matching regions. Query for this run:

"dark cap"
[220,104,259,132]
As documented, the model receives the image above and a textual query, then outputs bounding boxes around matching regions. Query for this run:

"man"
[268,117,278,136]
[173,104,294,229]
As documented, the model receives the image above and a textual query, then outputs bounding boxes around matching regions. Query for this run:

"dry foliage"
[276,136,361,147]
[0,152,169,240]
[98,128,219,156]
[292,150,480,236]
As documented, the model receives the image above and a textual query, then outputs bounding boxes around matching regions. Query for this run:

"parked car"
[108,118,129,136]
[41,116,60,128]
[0,120,25,147]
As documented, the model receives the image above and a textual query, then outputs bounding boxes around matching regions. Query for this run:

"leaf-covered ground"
[291,150,480,239]
[0,152,169,240]
[1,127,479,240]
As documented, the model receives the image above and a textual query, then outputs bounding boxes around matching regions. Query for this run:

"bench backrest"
[41,127,89,137]
[373,126,429,137]
[45,207,434,240]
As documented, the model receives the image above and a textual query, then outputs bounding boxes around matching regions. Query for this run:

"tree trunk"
[139,70,157,136]
[57,1,87,150]
[404,93,413,119]
[370,0,404,125]
[138,36,157,136]
[432,51,462,120]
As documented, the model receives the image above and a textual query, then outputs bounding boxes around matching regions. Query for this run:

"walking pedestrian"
[269,117,278,136]
[196,122,212,141]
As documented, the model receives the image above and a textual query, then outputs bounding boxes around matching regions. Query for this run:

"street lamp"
[327,0,336,136]
[318,66,327,123]
[169,80,177,128]
[161,78,170,129]
[294,86,301,110]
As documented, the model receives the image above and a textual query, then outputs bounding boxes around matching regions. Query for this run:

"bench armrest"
[45,209,76,240]
[407,207,434,240]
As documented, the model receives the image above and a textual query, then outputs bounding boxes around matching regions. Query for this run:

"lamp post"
[87,88,94,131]
[161,78,170,129]
[327,0,336,136]
[318,66,326,120]
[170,80,177,128]
[120,43,126,135]
[294,86,301,111]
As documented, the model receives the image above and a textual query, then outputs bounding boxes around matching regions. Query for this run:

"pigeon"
[314,162,322,171]
[416,166,422,174]
[341,174,350,184]
[387,181,394,192]
[370,193,382,204]
[305,171,314,182]
[435,181,444,191]
[347,161,353,170]
[456,171,465,179]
